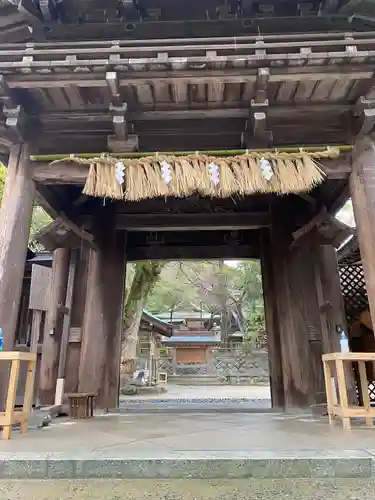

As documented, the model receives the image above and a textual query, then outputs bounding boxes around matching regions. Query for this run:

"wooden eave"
[141,311,173,337]
[2,0,375,43]
[1,32,375,155]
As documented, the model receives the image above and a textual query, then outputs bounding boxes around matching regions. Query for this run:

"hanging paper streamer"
[259,157,274,181]
[160,160,172,185]
[115,161,125,184]
[208,162,220,185]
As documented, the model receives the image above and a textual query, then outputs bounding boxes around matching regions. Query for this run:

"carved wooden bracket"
[355,96,375,137]
[246,68,273,147]
[0,75,27,145]
[291,207,353,249]
[106,71,138,152]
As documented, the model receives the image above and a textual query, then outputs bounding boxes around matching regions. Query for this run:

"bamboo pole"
[29,145,353,162]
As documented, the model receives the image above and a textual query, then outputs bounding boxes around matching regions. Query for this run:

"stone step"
[0,450,373,480]
[118,398,272,412]
[3,478,375,500]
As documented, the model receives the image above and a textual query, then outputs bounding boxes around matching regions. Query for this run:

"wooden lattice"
[339,264,368,325]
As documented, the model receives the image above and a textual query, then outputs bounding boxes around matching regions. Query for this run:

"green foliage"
[146,260,265,339]
[0,162,52,251]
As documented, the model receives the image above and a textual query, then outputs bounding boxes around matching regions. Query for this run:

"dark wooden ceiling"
[1,0,375,43]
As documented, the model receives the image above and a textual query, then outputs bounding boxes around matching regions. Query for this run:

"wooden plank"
[294,80,318,101]
[47,87,70,109]
[335,359,350,429]
[0,352,37,361]
[29,264,51,311]
[275,81,298,102]
[2,358,20,440]
[358,360,373,426]
[310,78,337,101]
[57,250,77,380]
[64,86,84,108]
[329,79,355,101]
[323,352,375,361]
[30,310,43,354]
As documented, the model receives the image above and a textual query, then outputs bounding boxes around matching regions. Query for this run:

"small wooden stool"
[0,351,37,440]
[322,352,375,430]
[66,393,96,419]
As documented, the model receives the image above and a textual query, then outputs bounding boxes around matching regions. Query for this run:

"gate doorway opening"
[120,259,271,411]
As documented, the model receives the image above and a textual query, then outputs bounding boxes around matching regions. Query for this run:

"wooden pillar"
[0,144,35,410]
[104,231,127,408]
[260,231,285,408]
[64,249,90,394]
[38,248,70,406]
[350,136,375,329]
[314,245,345,353]
[0,145,35,349]
[271,228,325,408]
[79,207,126,409]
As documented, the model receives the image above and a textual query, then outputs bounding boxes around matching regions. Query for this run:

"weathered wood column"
[314,245,345,353]
[260,231,285,408]
[64,249,89,394]
[270,227,325,408]
[79,206,126,408]
[104,231,127,408]
[350,136,375,328]
[0,144,35,409]
[39,248,70,405]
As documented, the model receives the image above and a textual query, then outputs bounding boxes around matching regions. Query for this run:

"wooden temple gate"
[1,0,375,411]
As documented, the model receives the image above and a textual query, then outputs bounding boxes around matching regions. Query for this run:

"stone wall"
[159,348,270,386]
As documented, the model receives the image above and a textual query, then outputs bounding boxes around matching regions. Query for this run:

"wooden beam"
[105,212,271,231]
[35,185,96,250]
[31,156,352,186]
[6,67,374,89]
[126,244,258,261]
[37,103,355,123]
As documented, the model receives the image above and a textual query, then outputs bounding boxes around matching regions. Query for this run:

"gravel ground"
[2,478,375,500]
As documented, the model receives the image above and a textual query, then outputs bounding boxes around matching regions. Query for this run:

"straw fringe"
[56,148,337,201]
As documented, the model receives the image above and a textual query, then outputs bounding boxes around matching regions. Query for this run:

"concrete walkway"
[0,412,375,479]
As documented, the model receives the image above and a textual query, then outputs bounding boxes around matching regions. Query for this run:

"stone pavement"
[119,384,272,412]
[122,385,272,399]
[0,412,375,479]
[2,478,375,500]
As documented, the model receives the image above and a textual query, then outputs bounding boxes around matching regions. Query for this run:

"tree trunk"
[121,261,164,387]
